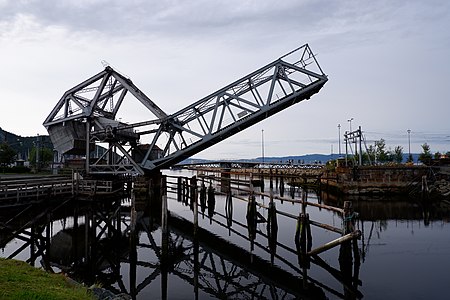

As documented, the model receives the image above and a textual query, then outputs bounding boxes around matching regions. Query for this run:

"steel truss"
[44,44,327,174]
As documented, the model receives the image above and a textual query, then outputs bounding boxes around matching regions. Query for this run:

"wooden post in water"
[177,177,182,202]
[190,176,197,211]
[269,168,273,189]
[267,187,278,264]
[160,175,168,300]
[200,180,207,211]
[225,191,233,231]
[130,190,136,232]
[129,194,137,298]
[192,177,199,236]
[260,174,265,193]
[246,175,256,251]
[275,169,279,191]
[343,201,354,234]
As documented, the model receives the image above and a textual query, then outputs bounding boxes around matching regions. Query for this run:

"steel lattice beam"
[44,44,327,175]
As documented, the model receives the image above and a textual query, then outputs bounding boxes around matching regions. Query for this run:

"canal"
[1,169,449,299]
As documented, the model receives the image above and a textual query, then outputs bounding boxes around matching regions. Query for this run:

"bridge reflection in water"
[0,174,366,299]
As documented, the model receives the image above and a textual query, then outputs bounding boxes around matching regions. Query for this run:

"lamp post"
[347,118,354,133]
[36,134,40,172]
[338,124,341,157]
[407,129,411,162]
[261,129,265,165]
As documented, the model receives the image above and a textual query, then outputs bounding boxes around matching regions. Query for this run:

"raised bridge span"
[43,44,327,175]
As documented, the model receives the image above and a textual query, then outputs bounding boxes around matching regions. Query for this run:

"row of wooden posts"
[158,172,361,259]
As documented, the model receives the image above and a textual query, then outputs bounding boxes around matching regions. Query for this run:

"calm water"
[1,169,449,299]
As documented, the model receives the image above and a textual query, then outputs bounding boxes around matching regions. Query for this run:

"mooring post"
[279,176,285,197]
[177,177,182,202]
[161,176,168,235]
[184,177,189,204]
[194,183,199,236]
[190,176,197,211]
[200,181,207,209]
[246,174,257,251]
[207,183,215,203]
[305,213,312,252]
[269,168,273,190]
[267,187,278,264]
[160,175,168,300]
[260,174,265,193]
[275,169,279,191]
[130,191,136,232]
[225,191,233,231]
[295,212,309,289]
[343,201,354,234]
[301,188,308,215]
[268,186,277,232]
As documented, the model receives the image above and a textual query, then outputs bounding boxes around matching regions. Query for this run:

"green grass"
[0,258,94,300]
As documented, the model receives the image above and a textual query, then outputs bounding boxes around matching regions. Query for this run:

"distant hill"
[1,126,422,164]
[184,153,422,165]
[0,127,52,160]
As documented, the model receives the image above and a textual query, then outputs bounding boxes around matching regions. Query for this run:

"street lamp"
[407,129,411,162]
[347,118,354,133]
[261,129,265,165]
[338,124,341,157]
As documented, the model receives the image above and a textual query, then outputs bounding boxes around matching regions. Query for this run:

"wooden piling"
[177,177,182,202]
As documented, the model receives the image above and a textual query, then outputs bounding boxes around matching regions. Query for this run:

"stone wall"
[323,165,430,195]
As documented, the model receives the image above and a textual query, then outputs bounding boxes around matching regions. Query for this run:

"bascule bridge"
[43,44,327,175]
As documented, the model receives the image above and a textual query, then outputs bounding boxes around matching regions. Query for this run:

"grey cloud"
[1,0,448,49]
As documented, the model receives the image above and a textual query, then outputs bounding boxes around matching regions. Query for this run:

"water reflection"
[2,173,450,299]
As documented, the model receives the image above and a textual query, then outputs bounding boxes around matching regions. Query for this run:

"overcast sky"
[1,0,449,159]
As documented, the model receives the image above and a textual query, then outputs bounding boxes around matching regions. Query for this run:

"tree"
[392,146,403,163]
[0,143,17,166]
[366,144,376,164]
[374,139,389,163]
[29,147,54,169]
[418,143,432,164]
